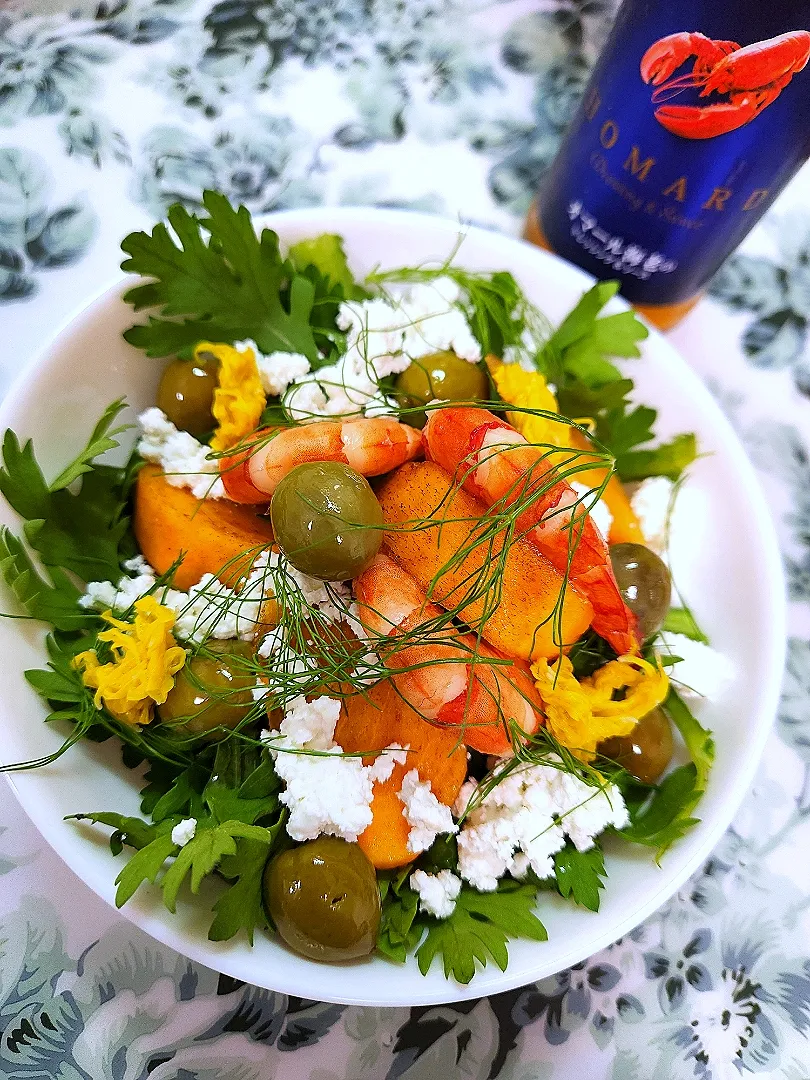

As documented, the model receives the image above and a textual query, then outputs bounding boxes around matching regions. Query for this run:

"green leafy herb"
[568,629,618,679]
[288,234,359,295]
[553,843,607,911]
[542,283,696,483]
[377,874,424,964]
[415,879,548,984]
[1,529,89,630]
[662,607,709,644]
[538,282,648,388]
[210,834,280,944]
[48,400,130,491]
[0,407,137,586]
[121,191,319,361]
[620,688,714,859]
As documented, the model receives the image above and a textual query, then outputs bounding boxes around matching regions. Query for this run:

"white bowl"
[0,208,786,1006]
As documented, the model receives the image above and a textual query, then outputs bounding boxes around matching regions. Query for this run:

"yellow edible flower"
[201,341,266,452]
[532,653,669,760]
[488,357,572,449]
[74,595,186,728]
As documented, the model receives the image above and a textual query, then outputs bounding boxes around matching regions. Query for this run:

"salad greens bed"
[0,192,712,984]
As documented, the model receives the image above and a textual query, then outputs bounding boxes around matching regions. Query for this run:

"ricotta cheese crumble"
[137,408,225,500]
[267,695,410,844]
[411,869,462,919]
[453,762,629,892]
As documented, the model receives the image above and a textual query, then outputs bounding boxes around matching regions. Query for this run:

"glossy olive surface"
[156,356,219,435]
[599,706,674,785]
[609,542,672,640]
[263,836,381,962]
[157,640,255,740]
[395,350,489,427]
[270,461,383,580]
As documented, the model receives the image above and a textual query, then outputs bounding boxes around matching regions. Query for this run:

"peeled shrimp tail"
[220,418,424,504]
[424,406,639,655]
[354,553,543,755]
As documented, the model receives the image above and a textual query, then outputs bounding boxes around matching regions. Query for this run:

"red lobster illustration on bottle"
[640,30,810,138]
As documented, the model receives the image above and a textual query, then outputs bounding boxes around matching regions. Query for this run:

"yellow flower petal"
[75,595,186,728]
[531,653,669,761]
[488,357,572,449]
[202,341,266,452]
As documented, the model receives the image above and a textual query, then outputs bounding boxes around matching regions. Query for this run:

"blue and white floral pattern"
[2,0,810,1076]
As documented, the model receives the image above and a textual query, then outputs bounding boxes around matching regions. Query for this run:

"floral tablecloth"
[2,2,810,1077]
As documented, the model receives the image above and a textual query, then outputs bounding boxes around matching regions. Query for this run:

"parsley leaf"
[538,282,648,387]
[553,844,607,911]
[662,607,709,643]
[0,410,137,586]
[0,528,90,630]
[416,879,547,984]
[121,191,318,361]
[161,819,273,913]
[617,434,698,482]
[539,283,697,483]
[210,818,286,944]
[48,400,130,491]
[288,234,360,296]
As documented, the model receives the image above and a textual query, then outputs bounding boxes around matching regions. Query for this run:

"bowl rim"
[0,206,787,1006]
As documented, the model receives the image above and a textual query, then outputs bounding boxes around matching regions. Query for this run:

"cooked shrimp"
[354,553,542,755]
[423,407,639,655]
[220,418,424,504]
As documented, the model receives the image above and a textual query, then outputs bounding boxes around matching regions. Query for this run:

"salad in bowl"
[0,195,743,988]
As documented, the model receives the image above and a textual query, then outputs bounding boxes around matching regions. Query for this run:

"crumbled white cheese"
[411,869,462,919]
[454,762,628,892]
[367,743,410,784]
[283,378,329,422]
[631,476,674,553]
[279,694,341,751]
[137,408,225,500]
[256,351,311,397]
[398,769,457,854]
[658,632,735,701]
[79,553,273,644]
[281,279,482,421]
[171,818,197,847]
[572,482,613,539]
[269,694,376,843]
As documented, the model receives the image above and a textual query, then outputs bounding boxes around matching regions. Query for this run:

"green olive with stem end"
[599,706,674,785]
[270,461,383,581]
[609,542,672,640]
[263,836,381,962]
[156,640,255,742]
[395,351,490,427]
[156,355,219,436]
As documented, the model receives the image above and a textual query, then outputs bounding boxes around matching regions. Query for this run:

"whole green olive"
[157,640,255,741]
[156,355,219,436]
[609,542,672,640]
[395,350,490,427]
[263,836,381,962]
[599,706,674,785]
[270,461,383,581]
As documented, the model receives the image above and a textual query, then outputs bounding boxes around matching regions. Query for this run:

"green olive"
[263,836,381,962]
[609,542,672,640]
[156,356,219,435]
[270,461,383,581]
[395,351,489,427]
[599,706,674,785]
[157,640,255,741]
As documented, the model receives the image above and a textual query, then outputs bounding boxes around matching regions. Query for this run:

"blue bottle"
[528,0,810,328]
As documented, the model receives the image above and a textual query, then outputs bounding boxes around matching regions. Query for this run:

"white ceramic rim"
[0,207,787,1006]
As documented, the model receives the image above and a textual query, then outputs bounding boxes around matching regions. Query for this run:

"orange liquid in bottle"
[523,199,701,332]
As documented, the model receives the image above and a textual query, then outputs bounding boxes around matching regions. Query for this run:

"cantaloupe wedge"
[335,680,467,869]
[377,461,593,660]
[133,464,275,590]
